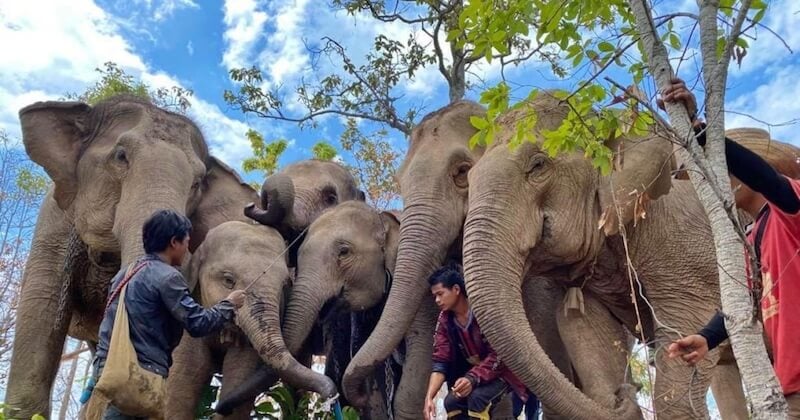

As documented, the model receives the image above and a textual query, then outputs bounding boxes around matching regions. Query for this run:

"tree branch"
[629,0,786,416]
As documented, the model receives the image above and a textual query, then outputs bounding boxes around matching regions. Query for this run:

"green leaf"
[669,33,681,50]
[470,115,489,130]
[598,41,615,52]
[753,8,766,23]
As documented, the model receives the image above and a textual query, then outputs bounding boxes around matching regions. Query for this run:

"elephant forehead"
[203,221,284,253]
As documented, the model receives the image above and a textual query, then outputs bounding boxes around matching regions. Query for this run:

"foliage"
[312,141,339,161]
[253,382,360,420]
[455,0,768,173]
[63,62,193,114]
[242,129,289,177]
[195,381,220,419]
[0,403,47,419]
[339,119,400,209]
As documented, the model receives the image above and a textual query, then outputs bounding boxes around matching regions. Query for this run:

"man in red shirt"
[423,264,527,420]
[662,79,800,417]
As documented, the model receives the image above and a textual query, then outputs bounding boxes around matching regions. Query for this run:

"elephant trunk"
[463,204,641,420]
[114,166,191,265]
[215,365,278,415]
[343,199,454,406]
[245,173,295,227]
[283,270,337,355]
[235,287,337,399]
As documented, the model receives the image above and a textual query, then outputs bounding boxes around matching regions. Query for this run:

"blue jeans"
[512,390,540,419]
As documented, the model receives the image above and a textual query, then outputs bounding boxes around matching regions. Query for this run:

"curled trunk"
[245,173,295,227]
[234,288,337,399]
[214,365,278,415]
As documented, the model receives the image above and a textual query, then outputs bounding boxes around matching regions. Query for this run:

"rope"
[242,226,309,292]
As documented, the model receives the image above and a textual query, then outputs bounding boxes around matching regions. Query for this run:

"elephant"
[461,91,730,419]
[221,201,401,418]
[341,100,575,420]
[282,201,401,418]
[165,221,288,420]
[5,96,258,418]
[244,159,365,266]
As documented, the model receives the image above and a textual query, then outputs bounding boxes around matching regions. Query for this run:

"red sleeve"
[431,311,451,372]
[466,345,502,385]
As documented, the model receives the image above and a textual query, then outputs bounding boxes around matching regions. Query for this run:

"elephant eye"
[337,244,351,258]
[322,187,338,206]
[222,271,236,289]
[113,147,128,164]
[526,154,548,177]
[453,162,471,189]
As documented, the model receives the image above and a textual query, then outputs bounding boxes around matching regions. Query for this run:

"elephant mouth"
[318,296,349,324]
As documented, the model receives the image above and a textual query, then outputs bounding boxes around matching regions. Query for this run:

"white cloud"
[726,65,800,145]
[0,0,257,171]
[252,0,312,87]
[125,0,198,22]
[186,41,194,56]
[221,0,268,70]
[152,0,198,21]
[728,0,800,76]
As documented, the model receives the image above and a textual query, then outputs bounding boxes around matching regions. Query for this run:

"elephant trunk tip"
[342,365,372,408]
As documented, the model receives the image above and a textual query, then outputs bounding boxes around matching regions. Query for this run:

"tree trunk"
[628,0,786,417]
[59,340,82,420]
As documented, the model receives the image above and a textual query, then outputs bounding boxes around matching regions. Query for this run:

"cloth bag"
[91,262,165,419]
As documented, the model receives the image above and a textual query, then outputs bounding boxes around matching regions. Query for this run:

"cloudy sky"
[1,0,798,185]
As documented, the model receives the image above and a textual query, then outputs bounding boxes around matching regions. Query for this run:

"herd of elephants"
[3,90,797,420]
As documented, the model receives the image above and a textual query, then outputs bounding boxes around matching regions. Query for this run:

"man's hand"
[424,396,436,420]
[667,334,709,365]
[657,77,699,124]
[451,377,474,399]
[226,290,246,308]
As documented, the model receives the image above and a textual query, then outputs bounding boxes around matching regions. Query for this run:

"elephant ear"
[190,156,259,251]
[20,101,91,210]
[185,245,204,293]
[379,210,401,271]
[597,128,673,236]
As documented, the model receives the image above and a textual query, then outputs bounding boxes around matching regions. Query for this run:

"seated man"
[423,264,527,420]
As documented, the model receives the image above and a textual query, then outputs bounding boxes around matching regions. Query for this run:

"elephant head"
[343,100,486,404]
[461,92,670,419]
[192,220,339,400]
[244,159,365,238]
[226,202,399,402]
[20,96,256,265]
[283,201,400,356]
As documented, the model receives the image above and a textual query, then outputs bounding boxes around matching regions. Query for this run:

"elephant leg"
[711,343,748,420]
[393,295,438,420]
[556,291,630,409]
[6,193,72,418]
[165,334,214,420]
[522,277,573,420]
[215,345,263,420]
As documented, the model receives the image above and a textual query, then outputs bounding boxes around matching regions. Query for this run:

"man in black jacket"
[91,209,245,419]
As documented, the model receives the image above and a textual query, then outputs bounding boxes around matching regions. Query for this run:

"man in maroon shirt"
[423,264,527,420]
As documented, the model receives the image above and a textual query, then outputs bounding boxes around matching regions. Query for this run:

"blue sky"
[1,0,799,189]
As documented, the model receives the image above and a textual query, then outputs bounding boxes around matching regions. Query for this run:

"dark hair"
[427,263,466,296]
[142,209,192,254]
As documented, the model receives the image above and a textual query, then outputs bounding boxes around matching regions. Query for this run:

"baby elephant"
[165,221,289,419]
